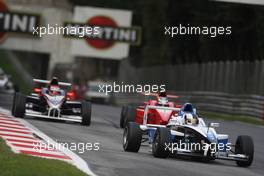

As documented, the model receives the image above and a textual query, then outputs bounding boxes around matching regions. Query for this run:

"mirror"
[193,108,197,114]
[209,122,219,128]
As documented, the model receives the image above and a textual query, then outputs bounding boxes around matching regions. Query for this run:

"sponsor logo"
[64,15,141,49]
[0,0,40,42]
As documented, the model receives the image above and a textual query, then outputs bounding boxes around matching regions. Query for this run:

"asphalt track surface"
[1,93,263,176]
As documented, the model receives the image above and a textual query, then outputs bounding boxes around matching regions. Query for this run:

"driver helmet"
[183,103,194,113]
[158,92,168,105]
[48,77,60,95]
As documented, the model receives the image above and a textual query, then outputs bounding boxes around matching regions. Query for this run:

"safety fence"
[119,59,264,96]
[116,59,264,119]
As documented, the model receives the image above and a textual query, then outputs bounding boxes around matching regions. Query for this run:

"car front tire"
[81,101,92,126]
[120,105,128,128]
[235,135,254,167]
[13,93,26,118]
[123,122,142,152]
[152,127,171,158]
[123,105,136,128]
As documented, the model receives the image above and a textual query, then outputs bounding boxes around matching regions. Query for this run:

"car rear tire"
[123,122,142,152]
[235,135,254,167]
[11,92,16,116]
[123,105,136,128]
[152,127,171,158]
[81,101,92,126]
[13,93,26,118]
[120,105,128,128]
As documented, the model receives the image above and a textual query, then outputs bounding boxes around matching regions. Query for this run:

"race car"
[123,104,254,167]
[12,77,92,126]
[120,92,180,128]
[0,68,17,93]
[85,80,111,104]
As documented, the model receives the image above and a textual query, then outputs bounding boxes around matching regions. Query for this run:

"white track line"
[20,118,97,176]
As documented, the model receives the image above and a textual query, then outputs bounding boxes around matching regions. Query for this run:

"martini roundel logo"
[64,15,141,50]
[0,0,8,11]
[86,16,117,49]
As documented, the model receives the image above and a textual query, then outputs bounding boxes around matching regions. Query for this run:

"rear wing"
[143,105,181,126]
[140,92,180,98]
[33,79,72,87]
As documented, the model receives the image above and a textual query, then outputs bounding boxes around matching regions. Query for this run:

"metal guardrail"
[113,91,264,119]
[117,59,264,119]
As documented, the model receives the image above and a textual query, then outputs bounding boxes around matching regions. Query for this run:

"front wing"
[25,109,82,122]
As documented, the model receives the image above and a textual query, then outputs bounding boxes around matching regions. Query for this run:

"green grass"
[0,138,88,176]
[0,51,30,94]
[200,111,264,126]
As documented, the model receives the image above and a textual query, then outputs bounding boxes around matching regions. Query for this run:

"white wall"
[0,0,74,77]
[215,0,264,5]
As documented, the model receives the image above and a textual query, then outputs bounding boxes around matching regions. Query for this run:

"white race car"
[124,105,254,167]
[12,77,92,126]
[0,68,16,93]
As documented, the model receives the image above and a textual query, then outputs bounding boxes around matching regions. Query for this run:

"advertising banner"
[70,6,141,59]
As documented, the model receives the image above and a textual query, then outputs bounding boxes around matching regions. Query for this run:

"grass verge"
[200,111,264,126]
[0,138,88,176]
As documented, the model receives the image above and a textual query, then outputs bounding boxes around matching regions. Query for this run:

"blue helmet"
[179,103,197,116]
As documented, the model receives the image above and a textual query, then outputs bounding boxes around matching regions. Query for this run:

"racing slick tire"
[81,101,92,126]
[13,93,26,118]
[235,135,254,167]
[152,127,171,158]
[120,105,128,128]
[199,148,215,163]
[123,122,142,152]
[123,105,136,128]
[11,92,17,115]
